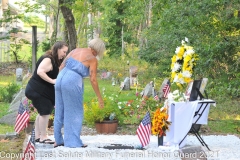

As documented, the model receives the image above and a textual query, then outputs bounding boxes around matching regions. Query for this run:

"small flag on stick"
[154,94,159,101]
[136,111,151,147]
[15,102,29,133]
[163,80,171,98]
[22,129,35,160]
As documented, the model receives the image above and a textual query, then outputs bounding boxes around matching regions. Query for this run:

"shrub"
[0,83,21,103]
[84,97,123,127]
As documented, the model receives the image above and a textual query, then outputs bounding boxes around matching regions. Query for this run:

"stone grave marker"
[129,66,138,87]
[140,81,155,97]
[122,77,130,90]
[16,68,23,81]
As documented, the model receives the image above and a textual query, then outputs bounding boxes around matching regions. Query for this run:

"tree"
[139,0,240,77]
[59,0,77,51]
[0,9,30,63]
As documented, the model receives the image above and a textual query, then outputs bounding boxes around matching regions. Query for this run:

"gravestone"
[129,66,138,86]
[16,68,23,81]
[122,77,130,90]
[140,81,154,97]
[111,77,115,86]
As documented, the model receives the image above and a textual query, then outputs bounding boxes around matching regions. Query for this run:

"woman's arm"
[89,58,104,108]
[37,58,55,84]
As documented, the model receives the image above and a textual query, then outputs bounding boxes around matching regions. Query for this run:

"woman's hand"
[98,99,104,109]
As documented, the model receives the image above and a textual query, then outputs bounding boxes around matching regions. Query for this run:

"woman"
[54,38,105,148]
[25,41,68,144]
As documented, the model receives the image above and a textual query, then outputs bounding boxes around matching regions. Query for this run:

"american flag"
[15,102,30,133]
[163,80,171,98]
[154,94,159,101]
[22,129,35,160]
[136,111,151,147]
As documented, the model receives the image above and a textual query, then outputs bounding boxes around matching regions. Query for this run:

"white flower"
[175,47,181,54]
[136,105,139,108]
[173,63,181,72]
[118,106,121,109]
[173,90,180,95]
[178,97,185,102]
[179,77,185,84]
[167,93,174,101]
[185,49,195,56]
[185,37,189,42]
[173,75,179,83]
[182,70,192,78]
[181,40,185,45]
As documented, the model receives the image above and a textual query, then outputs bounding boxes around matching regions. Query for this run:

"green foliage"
[99,0,140,56]
[9,38,31,63]
[41,38,51,52]
[84,97,123,127]
[118,96,163,125]
[29,112,38,121]
[137,0,240,98]
[0,102,9,119]
[0,83,21,103]
[0,8,30,63]
[22,15,45,28]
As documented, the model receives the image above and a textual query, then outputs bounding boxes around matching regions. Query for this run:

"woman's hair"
[88,38,106,58]
[44,41,68,67]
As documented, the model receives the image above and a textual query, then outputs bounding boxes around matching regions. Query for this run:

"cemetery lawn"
[0,77,239,155]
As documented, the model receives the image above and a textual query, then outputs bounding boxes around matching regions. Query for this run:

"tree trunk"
[59,0,77,51]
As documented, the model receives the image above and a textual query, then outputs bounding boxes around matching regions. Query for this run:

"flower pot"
[48,119,53,128]
[95,120,118,134]
[158,134,164,146]
[25,121,35,134]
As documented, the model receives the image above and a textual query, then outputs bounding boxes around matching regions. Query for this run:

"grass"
[0,124,14,134]
[84,77,137,102]
[208,120,240,134]
[0,75,15,87]
[0,131,25,154]
[0,102,10,120]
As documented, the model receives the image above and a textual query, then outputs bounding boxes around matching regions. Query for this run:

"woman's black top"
[27,55,59,104]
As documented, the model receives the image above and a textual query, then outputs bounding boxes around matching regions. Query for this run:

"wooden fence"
[0,40,10,62]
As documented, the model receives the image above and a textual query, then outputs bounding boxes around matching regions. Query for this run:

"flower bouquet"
[167,90,187,102]
[151,107,171,146]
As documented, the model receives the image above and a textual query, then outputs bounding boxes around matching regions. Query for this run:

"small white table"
[165,99,216,149]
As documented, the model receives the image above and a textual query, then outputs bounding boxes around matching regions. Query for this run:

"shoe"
[39,139,55,144]
[35,138,40,142]
[54,144,64,148]
[81,144,88,148]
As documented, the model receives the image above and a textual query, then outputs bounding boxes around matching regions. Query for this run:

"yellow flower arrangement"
[151,107,171,137]
[170,38,199,89]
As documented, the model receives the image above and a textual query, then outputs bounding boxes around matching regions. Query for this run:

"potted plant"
[84,97,123,134]
[48,109,54,128]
